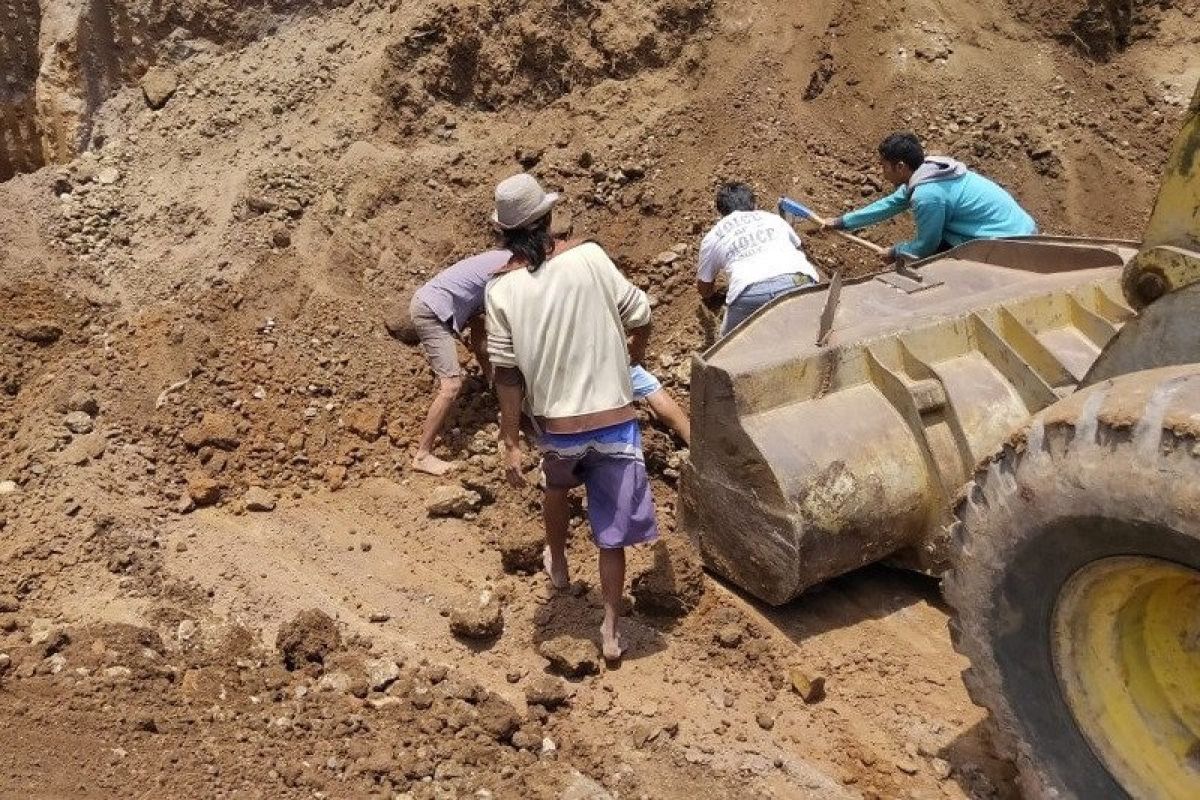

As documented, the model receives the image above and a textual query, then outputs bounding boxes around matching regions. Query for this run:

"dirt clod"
[426,485,482,518]
[141,67,179,109]
[449,593,503,639]
[243,486,277,512]
[525,675,571,709]
[276,609,341,670]
[538,635,600,678]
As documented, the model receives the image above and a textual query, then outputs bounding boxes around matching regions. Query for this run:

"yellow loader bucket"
[681,236,1138,605]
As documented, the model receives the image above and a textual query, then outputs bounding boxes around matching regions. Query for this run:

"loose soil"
[1,0,1198,797]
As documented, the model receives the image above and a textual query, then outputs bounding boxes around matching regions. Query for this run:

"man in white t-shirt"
[696,182,821,335]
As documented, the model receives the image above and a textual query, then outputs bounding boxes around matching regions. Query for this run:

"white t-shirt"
[697,210,820,303]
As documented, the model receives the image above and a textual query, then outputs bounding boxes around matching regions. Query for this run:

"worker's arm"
[466,314,491,382]
[833,186,911,230]
[627,323,651,366]
[493,367,526,488]
[894,193,948,260]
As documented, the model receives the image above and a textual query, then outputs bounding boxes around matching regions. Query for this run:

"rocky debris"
[0,595,19,612]
[498,525,544,573]
[243,486,277,512]
[60,433,107,465]
[755,710,775,731]
[789,666,827,703]
[186,473,222,507]
[97,167,120,186]
[67,392,99,416]
[317,670,352,693]
[181,412,242,451]
[141,67,180,109]
[64,411,94,434]
[0,654,10,673]
[631,537,705,617]
[932,757,953,780]
[0,481,17,495]
[364,658,401,692]
[715,624,743,648]
[524,675,571,709]
[345,403,385,441]
[560,771,615,800]
[538,635,600,677]
[449,592,503,639]
[475,693,521,742]
[12,321,62,345]
[426,485,482,518]
[276,609,341,670]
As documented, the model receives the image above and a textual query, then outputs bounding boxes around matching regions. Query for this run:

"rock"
[560,771,614,800]
[141,67,179,109]
[13,321,62,345]
[271,225,291,248]
[475,693,520,741]
[894,757,920,775]
[715,624,743,648]
[0,481,16,495]
[318,671,353,693]
[180,412,241,450]
[511,724,542,750]
[364,658,401,692]
[631,537,705,617]
[103,665,133,681]
[67,392,99,416]
[426,485,482,518]
[368,611,390,623]
[324,465,347,491]
[64,411,94,434]
[345,403,385,441]
[788,666,827,703]
[538,635,599,677]
[243,486,276,512]
[186,473,222,507]
[176,619,198,646]
[931,758,953,781]
[654,250,680,265]
[449,592,503,640]
[524,675,570,709]
[97,167,120,186]
[0,595,18,612]
[60,433,107,465]
[498,525,543,573]
[0,654,10,672]
[755,710,775,731]
[276,609,341,669]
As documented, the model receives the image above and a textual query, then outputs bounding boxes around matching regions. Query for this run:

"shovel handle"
[778,197,889,255]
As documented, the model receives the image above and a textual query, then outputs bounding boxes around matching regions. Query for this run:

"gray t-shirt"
[414,249,511,333]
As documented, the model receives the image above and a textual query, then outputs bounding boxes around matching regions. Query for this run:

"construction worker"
[486,173,657,662]
[828,133,1037,262]
[696,182,821,335]
[391,252,507,476]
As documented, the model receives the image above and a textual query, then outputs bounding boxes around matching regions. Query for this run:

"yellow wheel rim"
[1053,556,1200,799]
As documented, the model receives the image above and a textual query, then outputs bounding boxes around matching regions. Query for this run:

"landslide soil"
[1,0,1198,798]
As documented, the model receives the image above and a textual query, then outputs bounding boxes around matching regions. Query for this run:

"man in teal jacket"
[829,133,1037,263]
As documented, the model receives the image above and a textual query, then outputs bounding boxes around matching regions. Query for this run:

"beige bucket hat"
[491,173,559,230]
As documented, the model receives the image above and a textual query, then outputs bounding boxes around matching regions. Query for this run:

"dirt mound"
[382,0,710,122]
[276,608,342,669]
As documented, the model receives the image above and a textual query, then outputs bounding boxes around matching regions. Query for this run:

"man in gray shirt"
[404,250,509,475]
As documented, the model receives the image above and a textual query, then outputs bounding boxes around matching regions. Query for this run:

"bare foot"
[600,623,623,662]
[412,453,455,476]
[543,546,570,589]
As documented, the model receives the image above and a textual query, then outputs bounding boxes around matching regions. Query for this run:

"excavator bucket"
[680,236,1139,605]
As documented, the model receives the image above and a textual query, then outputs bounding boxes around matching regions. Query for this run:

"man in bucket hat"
[485,173,658,662]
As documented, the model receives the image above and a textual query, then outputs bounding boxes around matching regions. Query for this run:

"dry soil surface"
[1,0,1199,797]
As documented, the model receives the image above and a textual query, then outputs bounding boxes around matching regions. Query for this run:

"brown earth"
[1,0,1198,797]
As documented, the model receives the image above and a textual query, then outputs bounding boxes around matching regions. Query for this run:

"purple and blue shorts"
[538,420,659,550]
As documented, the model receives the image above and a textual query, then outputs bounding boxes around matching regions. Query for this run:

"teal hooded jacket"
[841,157,1037,259]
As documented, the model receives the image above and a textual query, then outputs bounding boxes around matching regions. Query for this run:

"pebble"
[426,485,483,518]
[243,486,277,512]
[0,481,15,495]
[97,167,121,186]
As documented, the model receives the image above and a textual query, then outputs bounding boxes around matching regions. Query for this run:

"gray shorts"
[409,297,462,378]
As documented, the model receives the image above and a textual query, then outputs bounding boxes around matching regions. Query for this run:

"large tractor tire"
[946,365,1200,800]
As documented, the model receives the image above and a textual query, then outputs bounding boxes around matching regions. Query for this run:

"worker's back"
[485,241,650,420]
[918,170,1037,246]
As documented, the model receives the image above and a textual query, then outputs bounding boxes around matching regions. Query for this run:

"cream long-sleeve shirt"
[485,242,651,420]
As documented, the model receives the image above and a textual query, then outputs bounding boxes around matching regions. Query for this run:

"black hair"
[715,182,757,216]
[878,133,925,170]
[502,214,554,272]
